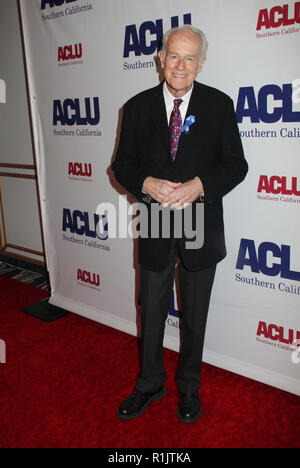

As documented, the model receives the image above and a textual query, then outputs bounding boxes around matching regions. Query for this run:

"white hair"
[161,25,208,63]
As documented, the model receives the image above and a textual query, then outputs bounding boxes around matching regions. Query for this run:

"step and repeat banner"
[19,0,300,395]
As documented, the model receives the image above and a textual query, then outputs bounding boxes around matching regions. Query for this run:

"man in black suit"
[112,25,248,423]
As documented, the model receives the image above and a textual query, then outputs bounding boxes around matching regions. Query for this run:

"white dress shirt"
[163,81,193,125]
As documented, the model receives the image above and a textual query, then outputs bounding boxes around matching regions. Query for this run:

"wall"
[0,0,44,263]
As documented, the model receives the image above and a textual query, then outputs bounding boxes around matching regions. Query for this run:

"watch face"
[142,194,152,204]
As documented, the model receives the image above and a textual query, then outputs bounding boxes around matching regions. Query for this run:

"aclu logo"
[123,13,191,71]
[68,162,92,181]
[40,0,92,21]
[256,2,300,30]
[236,83,300,123]
[257,175,300,204]
[123,13,191,57]
[258,176,300,196]
[58,43,83,66]
[41,0,77,9]
[256,321,300,359]
[77,269,100,290]
[53,98,102,137]
[62,208,108,241]
[236,239,300,281]
[53,97,100,126]
[257,321,300,346]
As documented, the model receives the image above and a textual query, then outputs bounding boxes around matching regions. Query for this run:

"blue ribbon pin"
[182,115,196,134]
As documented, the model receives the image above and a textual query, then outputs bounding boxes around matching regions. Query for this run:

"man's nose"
[176,58,185,70]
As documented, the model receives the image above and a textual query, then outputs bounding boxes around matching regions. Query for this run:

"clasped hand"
[142,177,204,210]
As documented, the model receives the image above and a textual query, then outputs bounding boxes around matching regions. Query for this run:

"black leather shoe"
[177,393,202,423]
[117,387,166,420]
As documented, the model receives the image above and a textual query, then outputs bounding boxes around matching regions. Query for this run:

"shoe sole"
[117,387,166,420]
[177,406,202,423]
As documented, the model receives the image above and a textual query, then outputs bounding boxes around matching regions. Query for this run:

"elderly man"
[112,25,248,423]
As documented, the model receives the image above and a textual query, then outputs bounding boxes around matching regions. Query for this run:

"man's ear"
[158,50,165,69]
[197,58,206,73]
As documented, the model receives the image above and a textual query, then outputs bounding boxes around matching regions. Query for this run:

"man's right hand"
[142,177,182,204]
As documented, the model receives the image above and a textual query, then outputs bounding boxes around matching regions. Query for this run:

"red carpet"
[0,275,299,448]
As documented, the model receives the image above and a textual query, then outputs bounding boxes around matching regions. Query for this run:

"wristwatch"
[141,193,152,204]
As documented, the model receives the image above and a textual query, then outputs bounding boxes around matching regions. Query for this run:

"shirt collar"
[163,81,194,106]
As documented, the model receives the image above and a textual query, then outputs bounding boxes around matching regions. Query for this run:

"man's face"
[159,30,206,98]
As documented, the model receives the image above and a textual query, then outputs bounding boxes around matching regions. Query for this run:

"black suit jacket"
[112,81,248,272]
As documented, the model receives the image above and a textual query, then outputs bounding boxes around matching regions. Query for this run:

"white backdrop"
[19,0,300,395]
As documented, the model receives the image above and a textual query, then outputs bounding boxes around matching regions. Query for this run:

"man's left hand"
[162,177,204,209]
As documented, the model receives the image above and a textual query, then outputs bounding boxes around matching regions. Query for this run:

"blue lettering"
[236,87,260,123]
[282,84,300,122]
[236,83,300,123]
[62,209,108,241]
[62,208,73,232]
[41,0,77,10]
[64,98,76,126]
[123,14,191,58]
[73,210,85,235]
[83,212,96,238]
[123,25,141,58]
[53,99,64,125]
[258,241,281,276]
[84,97,100,126]
[236,239,260,272]
[236,239,300,281]
[53,98,100,126]
[171,13,191,29]
[258,85,283,123]
[280,245,300,281]
[139,21,158,56]
[168,291,181,319]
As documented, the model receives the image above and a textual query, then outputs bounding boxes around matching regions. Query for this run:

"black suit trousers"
[136,242,216,394]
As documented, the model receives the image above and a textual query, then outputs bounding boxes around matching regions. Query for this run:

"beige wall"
[0,0,44,263]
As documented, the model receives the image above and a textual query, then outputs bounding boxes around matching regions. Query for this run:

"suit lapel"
[149,84,171,156]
